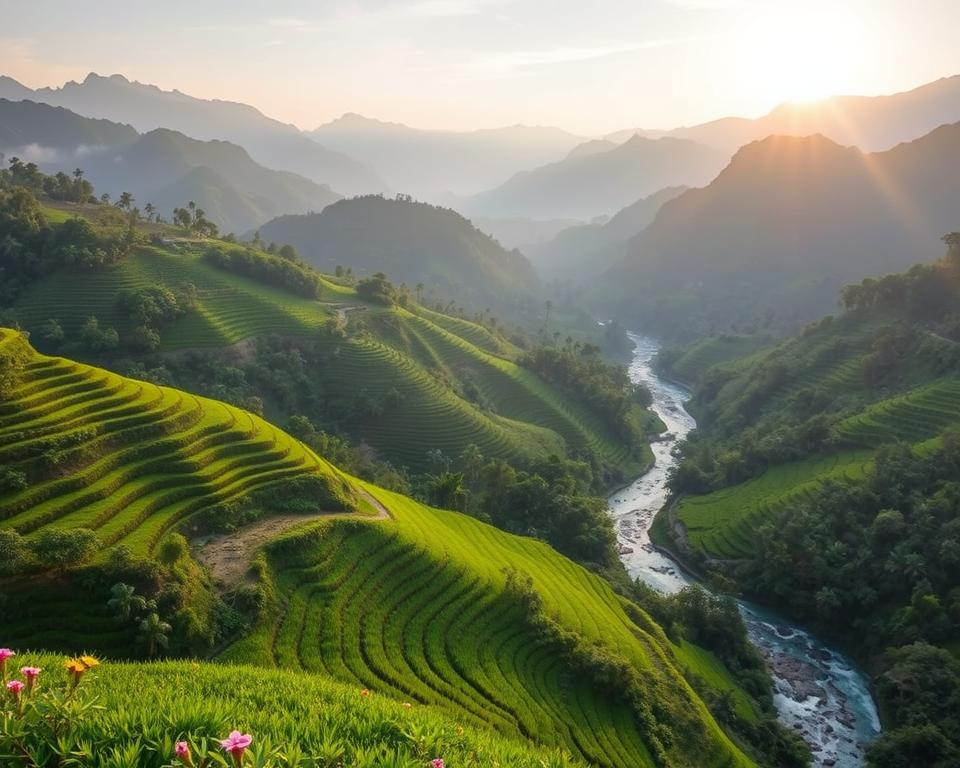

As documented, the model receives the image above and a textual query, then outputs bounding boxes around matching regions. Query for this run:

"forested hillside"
[656,242,960,765]
[257,195,540,316]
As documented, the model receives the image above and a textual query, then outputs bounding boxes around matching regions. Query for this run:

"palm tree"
[143,202,156,222]
[415,282,424,304]
[544,299,553,326]
[107,582,147,622]
[137,613,172,657]
[117,191,134,210]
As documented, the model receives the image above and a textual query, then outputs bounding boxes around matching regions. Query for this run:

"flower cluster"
[0,648,15,681]
[64,655,100,690]
[172,730,254,767]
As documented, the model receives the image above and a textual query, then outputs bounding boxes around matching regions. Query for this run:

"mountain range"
[463,134,726,220]
[528,186,687,284]
[0,73,384,196]
[608,74,960,153]
[591,122,960,338]
[0,99,340,233]
[309,113,585,199]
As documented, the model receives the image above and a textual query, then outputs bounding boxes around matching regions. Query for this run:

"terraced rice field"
[0,328,356,558]
[12,246,640,472]
[682,373,960,561]
[13,246,338,348]
[224,485,753,768]
[678,451,874,559]
[835,376,960,445]
[664,334,773,385]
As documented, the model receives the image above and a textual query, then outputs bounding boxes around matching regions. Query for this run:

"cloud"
[266,18,310,28]
[663,0,748,8]
[404,0,494,16]
[467,36,698,77]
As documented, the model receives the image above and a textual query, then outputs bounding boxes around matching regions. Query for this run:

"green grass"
[1,335,756,768]
[223,485,754,768]
[12,245,641,473]
[9,653,588,768]
[0,327,358,561]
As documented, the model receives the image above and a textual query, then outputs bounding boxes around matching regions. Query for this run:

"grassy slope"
[0,328,356,556]
[223,485,754,768]
[659,334,775,387]
[12,243,646,474]
[0,327,362,654]
[673,313,960,559]
[13,653,588,768]
[1,336,754,768]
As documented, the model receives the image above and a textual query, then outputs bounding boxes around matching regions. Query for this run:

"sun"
[736,6,865,107]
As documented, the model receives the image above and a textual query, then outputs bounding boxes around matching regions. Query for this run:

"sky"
[4,0,960,135]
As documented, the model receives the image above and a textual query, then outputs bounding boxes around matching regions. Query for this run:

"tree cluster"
[521,338,651,449]
[172,201,218,237]
[355,272,400,306]
[739,431,960,762]
[204,244,323,299]
[0,186,138,306]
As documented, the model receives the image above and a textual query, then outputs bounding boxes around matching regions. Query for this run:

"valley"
[610,334,880,767]
[3,12,960,766]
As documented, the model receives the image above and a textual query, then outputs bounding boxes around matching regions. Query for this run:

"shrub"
[0,530,32,575]
[29,528,99,573]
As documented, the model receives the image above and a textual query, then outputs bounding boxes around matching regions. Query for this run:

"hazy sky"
[5,0,960,134]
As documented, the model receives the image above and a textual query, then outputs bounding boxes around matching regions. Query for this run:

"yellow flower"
[64,659,86,674]
[79,655,99,670]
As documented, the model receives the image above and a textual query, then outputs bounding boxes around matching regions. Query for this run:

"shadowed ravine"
[608,333,882,768]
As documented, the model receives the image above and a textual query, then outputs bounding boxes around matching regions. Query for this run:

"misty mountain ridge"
[528,186,688,284]
[463,133,726,221]
[0,73,385,196]
[0,99,340,233]
[310,113,585,199]
[607,73,960,153]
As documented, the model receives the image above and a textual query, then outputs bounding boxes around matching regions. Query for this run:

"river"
[607,333,881,768]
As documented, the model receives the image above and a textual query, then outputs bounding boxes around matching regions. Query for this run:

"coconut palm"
[107,582,147,622]
[137,612,172,657]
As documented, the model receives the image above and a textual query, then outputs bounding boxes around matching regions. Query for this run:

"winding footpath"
[608,334,881,768]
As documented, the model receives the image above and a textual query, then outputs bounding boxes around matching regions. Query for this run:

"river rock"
[768,653,828,703]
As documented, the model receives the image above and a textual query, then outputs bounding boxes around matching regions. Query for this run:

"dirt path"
[196,488,390,588]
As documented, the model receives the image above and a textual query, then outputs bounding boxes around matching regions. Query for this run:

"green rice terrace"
[0,331,757,768]
[220,484,754,768]
[10,239,650,475]
[671,307,960,561]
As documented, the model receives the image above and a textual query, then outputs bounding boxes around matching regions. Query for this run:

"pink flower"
[174,741,193,766]
[220,730,253,765]
[20,667,40,694]
[0,648,14,681]
[431,760,445,768]
[6,679,23,696]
